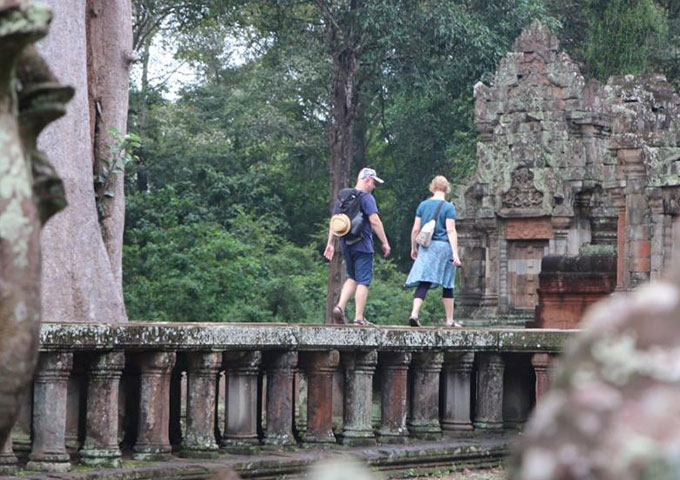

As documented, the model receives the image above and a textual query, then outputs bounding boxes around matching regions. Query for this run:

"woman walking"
[405,175,462,327]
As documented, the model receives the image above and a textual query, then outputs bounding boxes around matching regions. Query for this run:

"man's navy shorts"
[342,249,373,286]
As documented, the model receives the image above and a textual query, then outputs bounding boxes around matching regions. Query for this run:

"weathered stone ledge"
[5,435,509,479]
[39,322,573,353]
[14,323,562,476]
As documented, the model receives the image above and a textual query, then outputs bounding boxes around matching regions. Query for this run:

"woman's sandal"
[445,321,463,328]
[408,317,422,327]
[353,318,375,326]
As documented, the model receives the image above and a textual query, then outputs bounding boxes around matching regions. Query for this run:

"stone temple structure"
[455,20,680,323]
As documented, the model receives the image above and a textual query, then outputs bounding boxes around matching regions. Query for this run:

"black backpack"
[336,188,364,245]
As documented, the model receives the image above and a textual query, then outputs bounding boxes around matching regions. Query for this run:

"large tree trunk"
[36,0,128,323]
[135,38,152,193]
[324,23,360,323]
[86,0,133,289]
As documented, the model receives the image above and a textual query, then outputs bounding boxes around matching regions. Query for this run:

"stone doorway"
[507,241,547,312]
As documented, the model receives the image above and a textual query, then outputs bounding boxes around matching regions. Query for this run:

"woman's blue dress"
[404,240,456,289]
[405,198,458,290]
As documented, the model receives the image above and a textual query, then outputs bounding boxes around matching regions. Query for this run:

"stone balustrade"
[4,323,571,476]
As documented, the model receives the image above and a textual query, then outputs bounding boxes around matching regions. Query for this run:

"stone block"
[531,254,617,329]
[504,217,554,240]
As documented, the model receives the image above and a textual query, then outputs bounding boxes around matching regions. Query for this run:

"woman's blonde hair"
[429,175,451,194]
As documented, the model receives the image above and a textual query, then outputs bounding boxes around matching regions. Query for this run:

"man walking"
[324,168,391,325]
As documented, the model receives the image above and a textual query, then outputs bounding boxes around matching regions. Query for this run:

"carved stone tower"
[455,20,680,322]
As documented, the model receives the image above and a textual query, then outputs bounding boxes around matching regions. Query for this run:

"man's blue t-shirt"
[333,192,378,253]
[416,199,456,242]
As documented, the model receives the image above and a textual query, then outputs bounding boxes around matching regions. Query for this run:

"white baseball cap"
[358,167,384,183]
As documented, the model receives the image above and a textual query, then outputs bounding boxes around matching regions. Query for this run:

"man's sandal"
[332,306,347,324]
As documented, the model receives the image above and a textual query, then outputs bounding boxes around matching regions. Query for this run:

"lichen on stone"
[0,2,51,38]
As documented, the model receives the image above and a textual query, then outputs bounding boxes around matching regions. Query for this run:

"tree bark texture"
[86,0,133,289]
[36,0,129,323]
[0,0,69,446]
[324,1,360,323]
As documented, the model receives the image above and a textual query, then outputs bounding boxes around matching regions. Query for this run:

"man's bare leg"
[337,279,357,310]
[354,284,369,322]
[332,279,356,323]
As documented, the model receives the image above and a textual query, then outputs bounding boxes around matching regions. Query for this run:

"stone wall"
[530,254,616,329]
[605,75,680,289]
[455,20,680,321]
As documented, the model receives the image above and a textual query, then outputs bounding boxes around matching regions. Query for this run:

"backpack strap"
[339,188,360,204]
[431,200,445,226]
[338,188,364,214]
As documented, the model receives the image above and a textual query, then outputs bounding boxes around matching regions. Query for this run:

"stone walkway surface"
[5,435,510,480]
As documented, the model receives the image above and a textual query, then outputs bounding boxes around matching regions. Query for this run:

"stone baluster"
[0,433,17,475]
[377,352,411,443]
[27,351,73,472]
[262,351,298,446]
[340,350,377,446]
[80,351,125,467]
[12,388,32,457]
[532,353,555,404]
[441,352,474,433]
[408,352,444,440]
[133,351,176,460]
[474,353,505,431]
[222,351,262,453]
[300,351,339,445]
[181,352,221,458]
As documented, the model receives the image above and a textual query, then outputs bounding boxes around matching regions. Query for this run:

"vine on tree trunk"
[94,126,140,220]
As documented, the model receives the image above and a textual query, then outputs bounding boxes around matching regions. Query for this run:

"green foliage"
[583,0,669,80]
[124,0,564,322]
[123,191,424,323]
[360,0,556,268]
[123,213,329,323]
[579,243,617,255]
[546,0,678,84]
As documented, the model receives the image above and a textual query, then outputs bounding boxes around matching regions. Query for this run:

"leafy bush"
[124,201,457,325]
[124,213,328,323]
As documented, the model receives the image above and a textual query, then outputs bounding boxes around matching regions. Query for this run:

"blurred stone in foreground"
[307,458,378,480]
[509,269,680,479]
[207,468,241,480]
